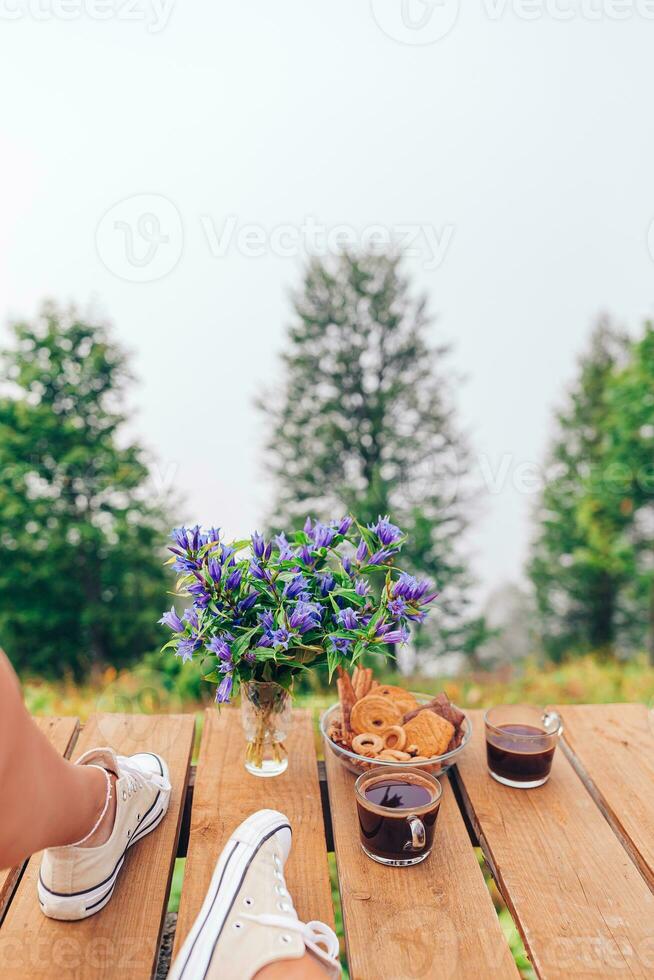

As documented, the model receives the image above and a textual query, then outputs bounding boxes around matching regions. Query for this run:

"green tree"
[0,302,172,678]
[260,252,485,661]
[528,318,630,660]
[590,324,654,661]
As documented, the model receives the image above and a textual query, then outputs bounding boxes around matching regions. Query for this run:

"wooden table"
[1,704,654,979]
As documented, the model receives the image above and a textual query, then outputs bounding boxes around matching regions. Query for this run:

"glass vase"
[241,680,291,777]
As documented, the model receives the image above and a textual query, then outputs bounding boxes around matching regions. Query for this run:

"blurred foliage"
[530,319,654,662]
[260,252,489,664]
[22,651,654,723]
[0,302,173,678]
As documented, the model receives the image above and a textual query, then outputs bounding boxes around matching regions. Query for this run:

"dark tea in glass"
[485,706,562,788]
[354,768,442,866]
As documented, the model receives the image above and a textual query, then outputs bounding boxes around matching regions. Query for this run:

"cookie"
[383,726,407,751]
[376,684,418,716]
[352,732,385,755]
[378,749,412,761]
[350,695,402,735]
[403,693,465,728]
[403,710,454,758]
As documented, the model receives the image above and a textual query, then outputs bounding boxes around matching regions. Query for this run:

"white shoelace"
[117,756,171,797]
[241,912,340,961]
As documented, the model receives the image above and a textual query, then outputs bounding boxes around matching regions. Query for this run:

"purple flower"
[189,525,201,550]
[274,533,294,560]
[338,516,353,535]
[216,673,233,703]
[336,607,359,630]
[283,573,308,599]
[317,572,335,596]
[176,637,201,664]
[304,516,313,534]
[257,634,273,648]
[312,522,336,549]
[388,597,408,618]
[380,626,410,645]
[225,568,243,591]
[207,634,233,663]
[238,592,258,613]
[342,556,352,575]
[201,527,221,550]
[354,578,369,597]
[368,515,403,546]
[189,582,212,608]
[171,526,189,551]
[329,636,352,654]
[249,561,270,583]
[159,606,184,632]
[258,609,274,631]
[368,548,396,566]
[244,649,257,665]
[252,531,265,559]
[393,573,435,602]
[270,627,292,650]
[183,608,199,630]
[355,539,368,563]
[172,555,201,573]
[221,544,235,565]
[208,558,222,584]
[289,601,322,633]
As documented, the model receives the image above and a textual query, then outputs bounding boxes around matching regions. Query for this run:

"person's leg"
[169,810,340,980]
[257,958,331,979]
[0,649,112,869]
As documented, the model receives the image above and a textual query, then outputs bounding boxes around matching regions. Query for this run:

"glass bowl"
[320,693,472,777]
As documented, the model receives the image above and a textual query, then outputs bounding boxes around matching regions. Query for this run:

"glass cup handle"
[404,815,426,852]
[543,709,563,736]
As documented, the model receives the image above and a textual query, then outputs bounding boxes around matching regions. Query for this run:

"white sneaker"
[38,746,171,920]
[170,809,341,980]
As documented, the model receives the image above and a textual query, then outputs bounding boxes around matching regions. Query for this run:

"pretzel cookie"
[382,726,407,751]
[352,732,384,756]
[350,695,402,735]
[403,710,454,758]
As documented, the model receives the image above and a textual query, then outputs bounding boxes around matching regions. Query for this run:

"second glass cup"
[354,767,442,866]
[485,704,563,788]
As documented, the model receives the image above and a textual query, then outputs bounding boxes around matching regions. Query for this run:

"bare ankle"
[77,768,117,848]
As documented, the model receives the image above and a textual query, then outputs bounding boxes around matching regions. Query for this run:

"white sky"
[2,1,654,604]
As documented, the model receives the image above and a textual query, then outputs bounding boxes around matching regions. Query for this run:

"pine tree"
[528,318,629,660]
[260,252,485,661]
[0,302,172,678]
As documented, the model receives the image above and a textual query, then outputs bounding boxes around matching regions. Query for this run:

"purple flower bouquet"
[159,515,438,775]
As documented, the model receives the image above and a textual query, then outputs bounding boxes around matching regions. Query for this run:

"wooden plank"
[454,709,654,979]
[324,749,519,980]
[173,707,334,959]
[0,713,194,980]
[0,716,80,924]
[558,703,654,892]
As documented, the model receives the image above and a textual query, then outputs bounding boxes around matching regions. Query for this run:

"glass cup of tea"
[354,767,443,866]
[485,704,563,789]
